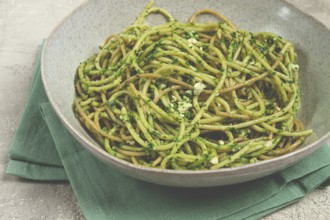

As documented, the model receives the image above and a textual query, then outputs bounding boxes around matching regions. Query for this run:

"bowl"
[41,0,330,187]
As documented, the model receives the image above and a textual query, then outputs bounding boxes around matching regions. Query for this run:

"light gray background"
[0,0,329,219]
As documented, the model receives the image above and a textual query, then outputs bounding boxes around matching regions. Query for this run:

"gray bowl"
[41,0,330,187]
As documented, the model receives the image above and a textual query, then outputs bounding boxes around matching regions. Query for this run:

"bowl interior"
[42,0,330,187]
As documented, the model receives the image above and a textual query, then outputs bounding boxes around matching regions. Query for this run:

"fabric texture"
[6,45,330,220]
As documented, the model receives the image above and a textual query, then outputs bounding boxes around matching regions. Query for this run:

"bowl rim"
[41,0,330,176]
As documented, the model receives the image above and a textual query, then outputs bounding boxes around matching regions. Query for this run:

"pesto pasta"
[73,0,313,170]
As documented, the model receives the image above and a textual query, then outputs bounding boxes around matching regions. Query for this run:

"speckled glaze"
[42,0,330,187]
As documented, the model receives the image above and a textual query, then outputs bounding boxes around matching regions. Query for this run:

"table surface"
[1,0,330,219]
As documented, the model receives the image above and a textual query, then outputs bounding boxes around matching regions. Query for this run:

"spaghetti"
[73,0,313,170]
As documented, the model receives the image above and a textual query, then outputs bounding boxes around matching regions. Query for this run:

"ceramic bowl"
[41,0,330,187]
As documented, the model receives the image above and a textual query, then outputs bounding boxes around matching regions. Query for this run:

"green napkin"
[6,45,330,220]
[6,44,67,181]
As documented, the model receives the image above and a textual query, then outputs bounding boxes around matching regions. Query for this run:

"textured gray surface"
[0,0,329,219]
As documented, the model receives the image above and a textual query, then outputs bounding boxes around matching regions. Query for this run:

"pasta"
[73,0,313,170]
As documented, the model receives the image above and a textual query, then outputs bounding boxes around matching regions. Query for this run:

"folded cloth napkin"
[6,45,330,220]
